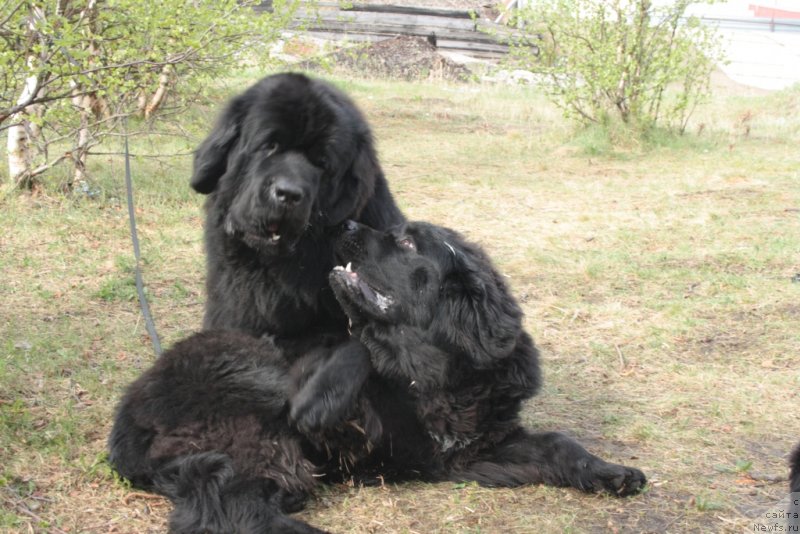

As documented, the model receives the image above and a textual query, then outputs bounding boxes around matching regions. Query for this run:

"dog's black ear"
[324,139,378,225]
[190,97,247,194]
[435,242,522,367]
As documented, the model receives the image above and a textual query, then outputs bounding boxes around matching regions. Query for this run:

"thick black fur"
[191,72,404,337]
[108,331,341,533]
[109,221,646,533]
[303,220,647,492]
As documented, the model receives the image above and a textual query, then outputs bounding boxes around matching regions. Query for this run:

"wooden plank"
[297,1,475,19]
[343,3,475,19]
[293,8,517,40]
[436,37,509,50]
[300,30,510,57]
[295,10,478,32]
[436,39,510,54]
[303,31,382,42]
[293,19,506,45]
[275,1,517,58]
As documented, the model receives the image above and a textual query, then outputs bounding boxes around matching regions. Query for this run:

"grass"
[1,70,799,532]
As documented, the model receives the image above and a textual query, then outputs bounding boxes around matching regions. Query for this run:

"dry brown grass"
[1,72,798,533]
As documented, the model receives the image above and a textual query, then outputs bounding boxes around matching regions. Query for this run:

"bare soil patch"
[301,36,472,81]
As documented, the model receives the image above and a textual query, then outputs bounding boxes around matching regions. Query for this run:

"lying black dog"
[791,442,800,494]
[108,221,646,533]
[297,220,646,491]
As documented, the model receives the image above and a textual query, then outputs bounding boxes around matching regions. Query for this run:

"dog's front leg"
[289,339,371,434]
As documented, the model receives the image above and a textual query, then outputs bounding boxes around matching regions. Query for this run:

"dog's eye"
[397,237,416,251]
[265,142,279,157]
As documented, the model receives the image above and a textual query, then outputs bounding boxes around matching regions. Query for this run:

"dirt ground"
[300,36,473,81]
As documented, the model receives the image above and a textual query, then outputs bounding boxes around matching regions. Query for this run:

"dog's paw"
[582,461,647,497]
[271,489,310,514]
[290,341,371,434]
[289,383,350,434]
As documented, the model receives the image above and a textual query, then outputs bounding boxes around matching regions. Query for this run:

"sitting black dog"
[108,221,646,533]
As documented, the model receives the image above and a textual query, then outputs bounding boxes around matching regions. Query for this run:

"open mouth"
[244,223,282,247]
[226,217,289,251]
[242,233,281,250]
[331,262,394,313]
[265,222,282,244]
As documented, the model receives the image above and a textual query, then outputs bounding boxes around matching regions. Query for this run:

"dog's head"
[191,73,381,255]
[329,220,524,381]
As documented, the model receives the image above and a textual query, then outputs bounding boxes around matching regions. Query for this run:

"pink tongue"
[267,223,279,233]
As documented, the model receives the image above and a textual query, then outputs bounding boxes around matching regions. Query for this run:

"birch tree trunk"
[72,90,92,188]
[144,64,173,119]
[6,6,47,188]
[7,75,38,186]
[70,0,101,189]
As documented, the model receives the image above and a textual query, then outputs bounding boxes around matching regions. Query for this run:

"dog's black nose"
[272,179,304,205]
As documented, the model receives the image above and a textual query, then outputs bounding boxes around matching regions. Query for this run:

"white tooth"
[271,234,281,242]
[333,265,344,271]
[345,262,353,272]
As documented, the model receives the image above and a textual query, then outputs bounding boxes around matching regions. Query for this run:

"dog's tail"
[152,452,327,534]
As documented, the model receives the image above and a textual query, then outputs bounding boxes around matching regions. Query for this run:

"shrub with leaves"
[1,0,297,190]
[509,0,724,133]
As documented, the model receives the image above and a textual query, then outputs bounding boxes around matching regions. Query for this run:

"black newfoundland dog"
[791,442,800,494]
[190,72,404,338]
[108,220,647,533]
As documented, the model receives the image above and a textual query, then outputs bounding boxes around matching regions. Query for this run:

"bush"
[509,0,724,134]
[1,0,297,190]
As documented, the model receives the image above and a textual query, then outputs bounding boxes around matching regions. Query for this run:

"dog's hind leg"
[451,428,646,497]
[154,452,327,534]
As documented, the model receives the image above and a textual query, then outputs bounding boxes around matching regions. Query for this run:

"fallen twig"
[122,491,166,504]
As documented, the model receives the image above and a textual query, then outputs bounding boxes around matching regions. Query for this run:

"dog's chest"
[417,390,483,453]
